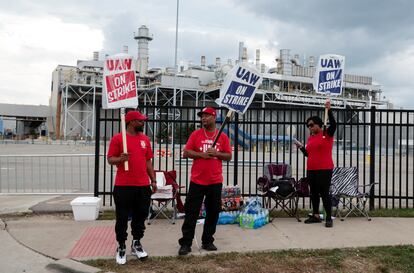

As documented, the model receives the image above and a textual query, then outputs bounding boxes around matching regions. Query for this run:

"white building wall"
[160,75,201,90]
[182,69,216,85]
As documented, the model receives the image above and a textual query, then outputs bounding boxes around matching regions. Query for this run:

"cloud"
[0,0,413,108]
[98,0,274,68]
[0,13,103,105]
[234,0,414,108]
[236,0,414,65]
[361,45,414,108]
[236,0,414,32]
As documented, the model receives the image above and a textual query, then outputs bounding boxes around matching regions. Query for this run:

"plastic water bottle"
[222,212,228,224]
[252,214,256,229]
[246,214,250,228]
[243,213,249,228]
[256,213,261,228]
[254,212,259,229]
[261,211,266,226]
[225,211,229,224]
[261,211,265,226]
[218,212,223,224]
[256,212,262,228]
[257,212,263,228]
[242,213,248,228]
[240,212,245,228]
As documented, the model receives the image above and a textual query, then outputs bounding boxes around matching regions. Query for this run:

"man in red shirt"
[107,110,157,264]
[178,107,232,255]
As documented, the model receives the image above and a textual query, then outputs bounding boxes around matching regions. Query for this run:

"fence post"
[369,106,376,210]
[234,113,239,186]
[94,106,101,197]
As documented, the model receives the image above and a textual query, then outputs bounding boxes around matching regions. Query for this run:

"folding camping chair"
[330,167,377,221]
[257,163,300,222]
[147,170,184,224]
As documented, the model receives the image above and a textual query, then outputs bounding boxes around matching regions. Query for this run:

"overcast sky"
[1,0,413,108]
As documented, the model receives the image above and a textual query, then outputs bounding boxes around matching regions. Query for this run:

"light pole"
[173,0,179,107]
[171,0,179,156]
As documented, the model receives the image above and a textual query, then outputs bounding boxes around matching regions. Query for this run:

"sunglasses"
[307,123,315,128]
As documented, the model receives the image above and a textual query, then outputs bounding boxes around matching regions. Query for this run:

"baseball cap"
[197,107,216,118]
[125,111,147,123]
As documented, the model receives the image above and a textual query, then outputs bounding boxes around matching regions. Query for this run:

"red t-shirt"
[305,131,334,170]
[185,129,232,185]
[107,132,153,186]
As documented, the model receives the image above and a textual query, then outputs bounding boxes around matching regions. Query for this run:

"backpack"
[269,178,295,197]
[296,177,310,197]
[257,176,271,193]
[258,176,296,198]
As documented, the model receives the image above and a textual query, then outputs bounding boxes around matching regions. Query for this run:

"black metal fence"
[94,105,414,209]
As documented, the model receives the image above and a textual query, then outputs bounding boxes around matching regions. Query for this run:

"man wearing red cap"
[107,110,157,264]
[178,107,232,255]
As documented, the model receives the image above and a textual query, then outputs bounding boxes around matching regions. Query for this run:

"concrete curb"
[45,258,101,273]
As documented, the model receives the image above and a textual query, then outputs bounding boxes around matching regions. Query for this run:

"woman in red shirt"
[295,100,336,228]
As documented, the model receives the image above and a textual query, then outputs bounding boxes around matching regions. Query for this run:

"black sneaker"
[178,245,191,256]
[201,243,218,251]
[304,215,322,224]
[325,218,333,228]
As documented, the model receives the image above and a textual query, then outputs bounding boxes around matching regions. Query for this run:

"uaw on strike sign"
[216,63,263,114]
[102,53,138,109]
[314,54,345,96]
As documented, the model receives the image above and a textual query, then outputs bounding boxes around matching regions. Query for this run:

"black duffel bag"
[269,178,295,197]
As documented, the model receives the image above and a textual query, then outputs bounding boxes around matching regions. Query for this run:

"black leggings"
[307,169,333,220]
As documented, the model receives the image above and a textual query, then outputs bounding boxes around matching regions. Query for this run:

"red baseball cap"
[197,107,216,118]
[125,111,147,123]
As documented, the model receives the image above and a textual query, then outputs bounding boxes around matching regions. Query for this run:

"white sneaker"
[131,240,148,259]
[116,246,127,265]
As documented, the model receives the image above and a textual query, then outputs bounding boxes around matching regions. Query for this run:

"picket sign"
[314,54,345,96]
[213,63,263,147]
[313,54,345,138]
[102,53,138,171]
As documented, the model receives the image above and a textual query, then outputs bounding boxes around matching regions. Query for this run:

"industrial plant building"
[48,25,387,140]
